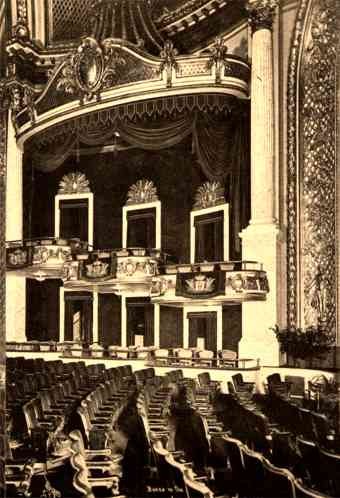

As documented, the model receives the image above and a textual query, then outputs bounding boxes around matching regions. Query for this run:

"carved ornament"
[185,274,215,294]
[159,40,179,88]
[287,0,337,336]
[11,0,30,40]
[57,37,127,103]
[58,172,91,194]
[246,0,278,32]
[0,78,36,128]
[193,181,225,210]
[206,37,231,84]
[126,179,159,205]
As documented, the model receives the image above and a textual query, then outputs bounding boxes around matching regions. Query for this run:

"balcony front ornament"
[126,179,159,205]
[186,274,215,294]
[193,181,225,210]
[206,37,232,84]
[58,172,91,195]
[57,37,126,103]
[159,40,179,88]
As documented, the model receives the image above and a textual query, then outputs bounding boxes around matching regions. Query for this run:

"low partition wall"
[258,366,337,394]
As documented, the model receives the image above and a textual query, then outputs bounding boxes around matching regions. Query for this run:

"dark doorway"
[194,211,223,262]
[188,311,217,351]
[64,292,93,343]
[26,279,60,341]
[127,208,156,248]
[126,298,154,346]
[59,199,89,242]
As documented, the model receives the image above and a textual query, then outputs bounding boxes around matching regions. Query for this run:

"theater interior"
[1,0,340,496]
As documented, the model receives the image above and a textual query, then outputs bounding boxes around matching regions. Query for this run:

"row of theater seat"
[5,358,340,497]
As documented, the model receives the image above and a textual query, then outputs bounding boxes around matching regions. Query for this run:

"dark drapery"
[31,109,250,254]
[160,306,183,348]
[127,208,156,248]
[59,199,89,242]
[194,211,224,262]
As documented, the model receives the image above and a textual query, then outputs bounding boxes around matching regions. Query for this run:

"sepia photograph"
[0,0,340,496]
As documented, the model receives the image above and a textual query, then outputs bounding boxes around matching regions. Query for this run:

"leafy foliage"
[270,325,333,360]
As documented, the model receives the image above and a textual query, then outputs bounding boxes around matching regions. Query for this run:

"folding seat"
[312,412,335,448]
[294,478,331,498]
[177,349,193,366]
[64,439,122,498]
[197,372,220,391]
[219,435,246,497]
[297,437,328,490]
[272,431,300,472]
[267,373,291,397]
[298,408,316,440]
[195,350,215,367]
[77,404,111,449]
[154,348,170,365]
[86,392,114,422]
[232,373,255,393]
[241,445,266,497]
[262,458,296,498]
[318,447,340,497]
[32,397,65,427]
[284,375,305,398]
[5,434,36,498]
[69,430,123,471]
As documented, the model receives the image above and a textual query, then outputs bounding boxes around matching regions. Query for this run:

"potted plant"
[270,325,333,367]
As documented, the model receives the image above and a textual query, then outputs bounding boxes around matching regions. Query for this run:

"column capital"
[246,0,279,32]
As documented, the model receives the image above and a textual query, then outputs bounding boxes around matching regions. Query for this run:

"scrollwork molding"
[0,77,36,128]
[0,111,7,350]
[287,0,337,337]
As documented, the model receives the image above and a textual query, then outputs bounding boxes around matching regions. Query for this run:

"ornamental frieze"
[55,37,159,104]
[287,0,337,336]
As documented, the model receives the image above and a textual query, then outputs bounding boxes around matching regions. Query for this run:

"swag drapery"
[31,110,250,254]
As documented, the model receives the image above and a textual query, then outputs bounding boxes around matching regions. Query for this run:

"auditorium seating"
[5,359,340,497]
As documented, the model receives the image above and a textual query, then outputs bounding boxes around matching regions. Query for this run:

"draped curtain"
[31,110,250,254]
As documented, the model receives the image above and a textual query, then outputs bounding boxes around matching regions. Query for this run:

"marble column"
[239,0,280,366]
[6,111,26,342]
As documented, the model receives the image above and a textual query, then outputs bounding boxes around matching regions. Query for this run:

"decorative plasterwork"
[301,0,337,334]
[206,37,232,84]
[0,111,6,351]
[58,172,91,195]
[246,0,278,31]
[57,37,131,103]
[193,181,225,210]
[126,179,159,205]
[286,0,309,329]
[0,77,36,128]
[11,0,30,40]
[287,0,337,336]
[159,40,179,87]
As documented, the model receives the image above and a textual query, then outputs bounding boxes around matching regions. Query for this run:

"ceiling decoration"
[89,0,164,55]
